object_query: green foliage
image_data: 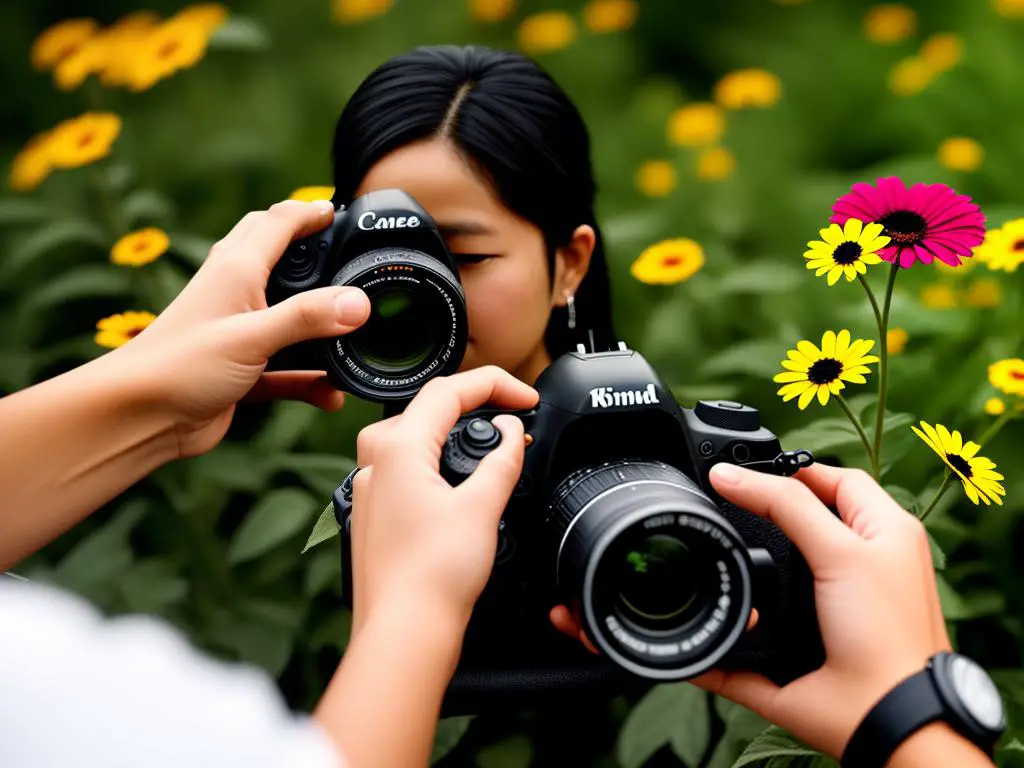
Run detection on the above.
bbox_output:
[4,0,1024,766]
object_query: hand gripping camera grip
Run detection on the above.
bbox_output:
[440,418,502,486]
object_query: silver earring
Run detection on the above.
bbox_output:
[566,294,576,330]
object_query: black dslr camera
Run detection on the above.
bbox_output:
[266,189,467,402]
[333,344,825,711]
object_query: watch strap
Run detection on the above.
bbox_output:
[841,667,945,768]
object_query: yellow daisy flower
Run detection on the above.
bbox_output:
[169,3,230,33]
[921,33,963,73]
[517,11,576,54]
[667,103,725,147]
[630,239,705,285]
[469,0,516,22]
[920,283,958,309]
[911,421,1005,506]
[111,228,171,267]
[803,218,889,285]
[125,17,213,92]
[97,12,162,88]
[988,358,1024,397]
[333,0,394,24]
[47,113,122,169]
[713,69,782,109]
[289,186,336,202]
[696,147,736,181]
[95,311,157,349]
[8,132,55,192]
[938,137,983,173]
[774,330,879,410]
[973,219,1024,273]
[994,0,1024,18]
[31,18,98,71]
[864,4,917,44]
[984,398,1006,416]
[635,160,677,198]
[887,327,909,355]
[963,278,1001,308]
[889,57,935,96]
[583,0,639,33]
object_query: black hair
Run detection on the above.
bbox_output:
[330,44,616,359]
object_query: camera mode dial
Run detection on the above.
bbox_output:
[694,400,760,432]
[441,418,501,486]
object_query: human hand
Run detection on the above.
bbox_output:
[110,199,371,459]
[551,463,950,761]
[348,366,539,637]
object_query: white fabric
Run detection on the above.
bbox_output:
[0,578,339,768]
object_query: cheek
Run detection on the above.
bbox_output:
[462,257,552,361]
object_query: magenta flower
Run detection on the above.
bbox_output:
[830,176,985,268]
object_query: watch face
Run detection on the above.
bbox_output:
[949,654,1006,732]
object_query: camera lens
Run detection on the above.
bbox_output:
[348,285,439,373]
[550,460,753,681]
[325,246,468,401]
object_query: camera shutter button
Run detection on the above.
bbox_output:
[460,419,501,456]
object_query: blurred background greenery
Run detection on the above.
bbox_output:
[4,0,1024,765]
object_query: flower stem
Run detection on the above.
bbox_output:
[835,392,879,478]
[919,471,953,522]
[857,273,883,332]
[872,262,900,475]
[976,408,1017,448]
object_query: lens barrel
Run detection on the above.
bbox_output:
[550,460,753,680]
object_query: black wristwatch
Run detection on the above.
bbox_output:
[841,651,1006,767]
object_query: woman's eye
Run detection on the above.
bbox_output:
[454,253,494,265]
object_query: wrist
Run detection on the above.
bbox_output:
[887,722,993,768]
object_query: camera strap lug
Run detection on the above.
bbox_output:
[737,449,816,477]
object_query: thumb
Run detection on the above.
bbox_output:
[241,286,370,360]
[454,415,526,523]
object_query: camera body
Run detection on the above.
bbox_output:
[266,189,468,402]
[336,345,824,697]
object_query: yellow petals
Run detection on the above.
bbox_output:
[583,0,639,33]
[31,18,99,72]
[963,277,1002,308]
[911,421,1005,506]
[290,186,336,202]
[635,160,677,198]
[47,112,122,169]
[696,147,736,181]
[984,398,1006,416]
[333,0,394,24]
[889,57,935,96]
[887,327,909,355]
[973,219,1024,273]
[774,330,878,410]
[111,228,171,267]
[170,3,229,33]
[95,311,157,349]
[938,137,984,173]
[994,0,1024,18]
[713,69,782,109]
[921,33,963,73]
[8,132,55,192]
[631,239,705,285]
[667,103,725,147]
[864,4,917,43]
[803,218,888,285]
[919,283,958,309]
[517,12,577,54]
[988,358,1024,397]
[125,17,212,92]
[469,0,516,22]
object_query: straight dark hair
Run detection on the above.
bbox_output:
[330,44,616,358]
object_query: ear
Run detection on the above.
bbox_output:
[551,225,595,306]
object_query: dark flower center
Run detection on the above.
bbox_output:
[945,453,972,478]
[879,210,927,246]
[807,358,842,385]
[1010,370,1024,381]
[1013,239,1024,252]
[125,328,143,339]
[77,132,96,149]
[661,256,682,267]
[134,241,149,252]
[159,40,182,60]
[832,241,863,265]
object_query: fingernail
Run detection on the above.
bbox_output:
[335,289,368,324]
[710,462,743,485]
[313,199,334,216]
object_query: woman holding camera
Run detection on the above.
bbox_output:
[0,46,1000,768]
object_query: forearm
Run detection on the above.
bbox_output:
[887,723,995,767]
[0,348,178,570]
[314,598,466,768]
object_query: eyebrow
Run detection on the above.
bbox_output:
[437,220,496,237]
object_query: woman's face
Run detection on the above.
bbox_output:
[355,138,592,384]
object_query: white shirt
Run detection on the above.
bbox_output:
[0,577,339,768]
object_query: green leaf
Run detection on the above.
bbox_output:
[779,418,860,455]
[1,219,108,279]
[937,573,1005,620]
[476,735,533,768]
[0,197,49,226]
[208,611,295,677]
[883,485,920,515]
[617,683,709,768]
[272,453,356,500]
[166,232,213,269]
[18,265,132,312]
[430,716,474,764]
[253,402,320,453]
[209,16,271,49]
[701,339,789,378]
[118,559,188,614]
[137,260,191,309]
[189,444,269,493]
[716,261,804,295]
[227,488,318,564]
[121,188,175,226]
[927,531,947,570]
[52,500,146,600]
[732,727,833,767]
[302,503,342,553]
[708,698,771,768]
[304,546,340,596]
